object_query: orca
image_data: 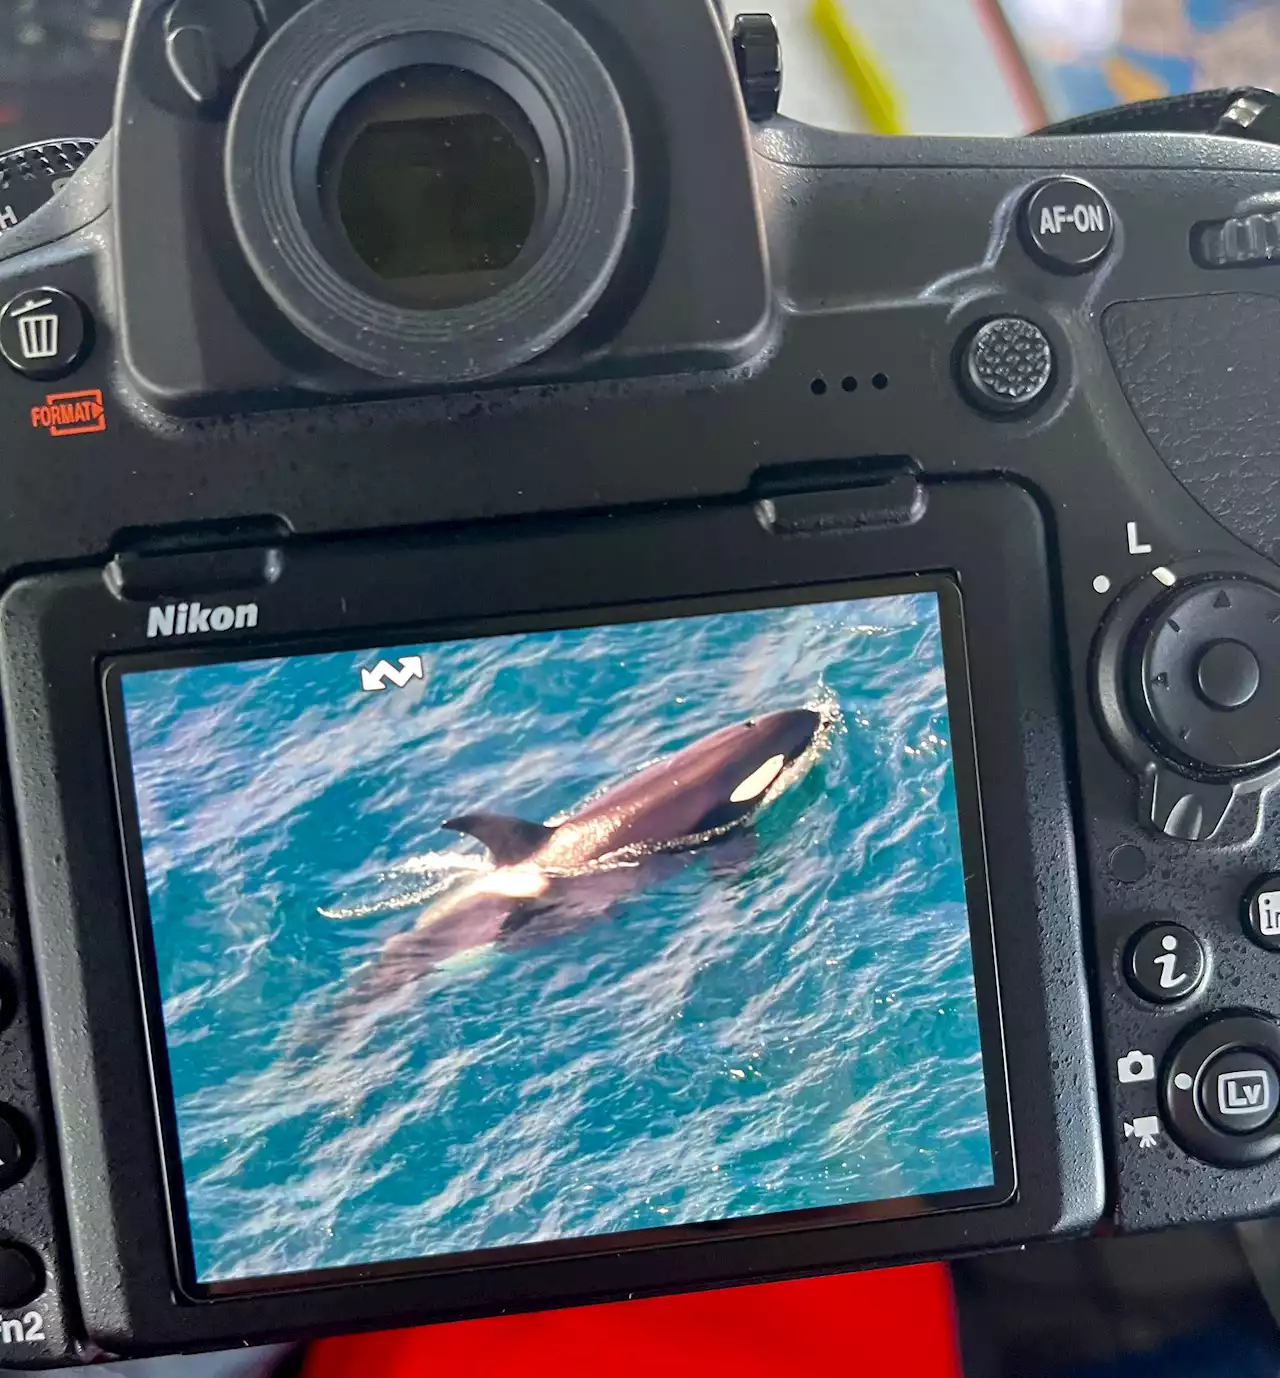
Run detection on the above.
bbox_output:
[363,708,824,992]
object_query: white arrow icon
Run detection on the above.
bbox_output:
[360,656,424,692]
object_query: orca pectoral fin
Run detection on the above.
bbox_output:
[443,813,558,864]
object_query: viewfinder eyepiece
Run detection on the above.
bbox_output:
[226,0,634,385]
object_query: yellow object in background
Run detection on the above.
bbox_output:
[810,0,906,135]
[1101,54,1168,107]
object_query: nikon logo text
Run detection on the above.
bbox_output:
[147,602,259,639]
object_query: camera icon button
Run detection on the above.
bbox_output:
[1117,1049,1157,1085]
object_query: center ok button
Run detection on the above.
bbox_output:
[1196,639,1261,710]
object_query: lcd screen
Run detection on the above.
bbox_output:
[107,581,1009,1290]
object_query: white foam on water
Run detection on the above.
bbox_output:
[390,851,492,879]
[318,850,493,919]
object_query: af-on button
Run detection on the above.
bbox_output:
[1021,178,1115,273]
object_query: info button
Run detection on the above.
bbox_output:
[1244,876,1280,952]
[1021,178,1115,273]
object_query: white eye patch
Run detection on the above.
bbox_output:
[729,754,786,804]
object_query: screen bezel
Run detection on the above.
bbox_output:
[0,481,1102,1350]
[103,574,1015,1300]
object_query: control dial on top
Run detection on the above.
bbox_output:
[0,141,96,239]
[1130,578,1280,776]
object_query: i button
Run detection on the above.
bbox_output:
[1022,178,1115,273]
[1126,922,1205,1004]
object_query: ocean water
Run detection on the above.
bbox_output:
[117,591,994,1285]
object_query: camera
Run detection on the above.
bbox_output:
[3,0,1280,1363]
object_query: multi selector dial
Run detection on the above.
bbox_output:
[1129,578,1280,777]
[1095,569,1280,841]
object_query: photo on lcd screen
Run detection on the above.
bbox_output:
[112,587,999,1286]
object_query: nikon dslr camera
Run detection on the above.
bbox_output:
[3,0,1280,1364]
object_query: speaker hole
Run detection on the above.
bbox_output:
[872,373,889,390]
[811,377,828,396]
[841,376,858,393]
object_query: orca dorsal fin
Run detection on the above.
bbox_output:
[443,814,558,865]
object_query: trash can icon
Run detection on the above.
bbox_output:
[16,308,59,361]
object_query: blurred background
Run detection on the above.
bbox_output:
[768,0,1280,135]
[7,0,1280,148]
[0,0,126,146]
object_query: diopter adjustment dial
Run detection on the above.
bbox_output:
[731,14,782,123]
[1129,577,1280,777]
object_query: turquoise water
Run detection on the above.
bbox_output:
[118,591,994,1284]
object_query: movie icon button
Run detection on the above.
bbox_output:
[1244,877,1280,952]
[1117,1050,1156,1085]
[1200,1049,1280,1136]
[1125,923,1205,1004]
[1123,1115,1161,1150]
[0,288,88,380]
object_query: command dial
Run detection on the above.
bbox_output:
[1131,578,1280,775]
[0,141,96,239]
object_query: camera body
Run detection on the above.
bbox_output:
[2,0,1280,1363]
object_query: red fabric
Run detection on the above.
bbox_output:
[302,1265,963,1378]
